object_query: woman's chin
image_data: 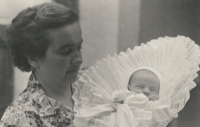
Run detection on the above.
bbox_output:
[65,73,79,84]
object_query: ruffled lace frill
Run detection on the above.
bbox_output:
[72,36,200,127]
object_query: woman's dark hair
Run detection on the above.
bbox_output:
[4,2,79,72]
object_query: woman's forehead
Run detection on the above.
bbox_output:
[46,23,82,50]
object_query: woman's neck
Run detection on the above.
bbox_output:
[33,71,74,109]
[44,85,74,110]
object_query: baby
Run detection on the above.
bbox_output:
[73,36,199,127]
[128,68,160,101]
[127,68,178,127]
[74,68,178,127]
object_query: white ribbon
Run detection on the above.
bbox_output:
[79,89,150,127]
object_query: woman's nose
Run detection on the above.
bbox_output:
[71,52,83,66]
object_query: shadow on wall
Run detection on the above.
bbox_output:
[0,25,14,118]
[138,0,200,126]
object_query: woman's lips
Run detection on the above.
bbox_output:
[67,68,79,73]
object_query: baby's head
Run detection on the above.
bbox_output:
[128,69,160,101]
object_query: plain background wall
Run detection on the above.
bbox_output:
[0,0,51,25]
[139,0,200,126]
[80,0,140,67]
[79,0,120,68]
[118,0,141,52]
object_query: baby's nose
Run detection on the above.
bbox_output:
[142,89,150,96]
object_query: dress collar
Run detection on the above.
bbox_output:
[20,74,74,122]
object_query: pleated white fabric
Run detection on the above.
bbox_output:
[73,36,200,127]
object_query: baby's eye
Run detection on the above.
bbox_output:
[132,89,142,94]
[151,90,158,93]
[134,86,143,90]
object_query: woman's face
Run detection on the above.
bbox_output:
[128,70,160,101]
[36,22,83,85]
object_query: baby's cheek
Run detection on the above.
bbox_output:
[150,94,159,101]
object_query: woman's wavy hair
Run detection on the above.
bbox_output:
[5,2,79,72]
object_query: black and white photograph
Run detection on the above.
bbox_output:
[0,0,199,127]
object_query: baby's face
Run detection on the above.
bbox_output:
[128,70,160,101]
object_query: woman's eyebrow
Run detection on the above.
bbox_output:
[56,40,83,51]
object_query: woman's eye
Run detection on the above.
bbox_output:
[59,49,71,56]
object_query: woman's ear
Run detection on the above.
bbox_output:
[26,55,40,68]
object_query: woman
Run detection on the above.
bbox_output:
[1,2,82,127]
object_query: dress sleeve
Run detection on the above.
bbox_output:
[0,105,29,127]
